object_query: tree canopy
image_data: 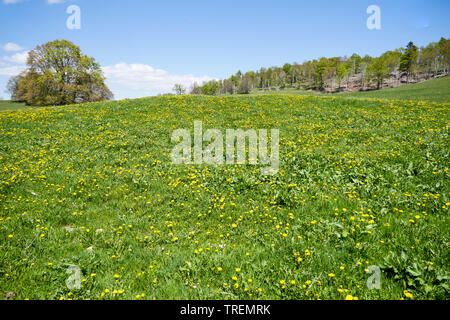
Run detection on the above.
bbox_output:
[8,39,113,106]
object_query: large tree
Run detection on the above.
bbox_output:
[314,58,328,90]
[173,84,186,95]
[8,39,112,106]
[367,57,389,89]
[336,64,348,89]
[438,37,450,74]
[399,41,419,83]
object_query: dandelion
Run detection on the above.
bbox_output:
[404,290,413,299]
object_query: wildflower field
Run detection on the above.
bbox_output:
[0,95,448,300]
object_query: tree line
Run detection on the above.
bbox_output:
[182,38,449,96]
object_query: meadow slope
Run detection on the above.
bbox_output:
[339,76,450,103]
[0,95,448,300]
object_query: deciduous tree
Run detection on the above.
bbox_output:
[400,41,419,83]
[368,57,388,89]
[8,39,112,106]
[173,84,186,95]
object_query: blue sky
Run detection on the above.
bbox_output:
[1,0,449,99]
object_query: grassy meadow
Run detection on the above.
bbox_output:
[0,100,29,112]
[0,94,449,300]
[339,76,450,103]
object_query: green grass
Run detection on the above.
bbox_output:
[0,100,30,112]
[250,88,320,96]
[339,76,450,103]
[0,95,448,300]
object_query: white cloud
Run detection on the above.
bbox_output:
[0,65,25,76]
[2,42,23,51]
[102,63,214,99]
[3,51,29,64]
[46,0,65,4]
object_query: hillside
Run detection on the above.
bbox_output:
[248,76,450,103]
[3,75,448,112]
[339,76,450,103]
[0,95,448,300]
